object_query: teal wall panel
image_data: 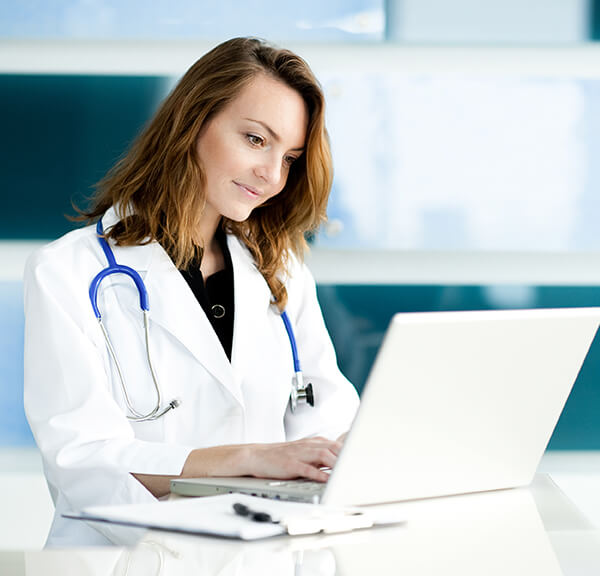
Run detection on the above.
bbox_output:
[3,280,600,448]
[317,285,600,450]
[0,75,168,239]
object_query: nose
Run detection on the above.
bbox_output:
[254,153,284,188]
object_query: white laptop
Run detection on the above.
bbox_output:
[171,307,600,506]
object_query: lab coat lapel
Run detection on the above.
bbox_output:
[145,247,242,404]
[101,212,241,406]
[228,235,273,377]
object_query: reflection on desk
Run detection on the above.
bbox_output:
[13,475,600,576]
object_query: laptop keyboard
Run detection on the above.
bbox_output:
[267,479,325,493]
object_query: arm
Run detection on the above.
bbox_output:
[24,247,195,542]
[134,436,343,498]
[25,241,345,523]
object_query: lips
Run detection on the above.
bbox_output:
[234,181,262,198]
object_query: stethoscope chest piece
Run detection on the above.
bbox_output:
[280,310,316,412]
[289,371,315,413]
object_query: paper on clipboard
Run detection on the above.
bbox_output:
[64,493,398,541]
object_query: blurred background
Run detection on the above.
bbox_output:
[2,5,600,540]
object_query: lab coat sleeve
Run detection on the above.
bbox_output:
[283,257,360,441]
[23,248,194,543]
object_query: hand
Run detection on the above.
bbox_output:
[140,437,344,499]
[243,437,343,483]
[336,431,349,443]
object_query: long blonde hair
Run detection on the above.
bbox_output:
[79,37,333,310]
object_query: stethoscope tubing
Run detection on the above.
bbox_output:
[280,309,301,373]
[89,221,149,317]
[90,220,171,421]
[90,218,311,420]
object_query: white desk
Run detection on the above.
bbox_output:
[1,470,599,575]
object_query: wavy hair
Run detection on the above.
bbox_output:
[78,37,332,310]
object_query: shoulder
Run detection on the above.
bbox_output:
[280,249,319,319]
[225,233,317,308]
[283,248,311,284]
[23,226,103,330]
[25,225,98,278]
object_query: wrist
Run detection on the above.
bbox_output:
[181,444,254,478]
[235,443,255,476]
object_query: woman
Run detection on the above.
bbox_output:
[24,37,359,546]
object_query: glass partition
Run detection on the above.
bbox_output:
[319,72,600,251]
[0,0,384,42]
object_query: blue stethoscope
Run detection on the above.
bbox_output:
[89,220,314,422]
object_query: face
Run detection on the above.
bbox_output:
[196,73,309,233]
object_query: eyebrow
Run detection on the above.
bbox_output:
[243,118,305,152]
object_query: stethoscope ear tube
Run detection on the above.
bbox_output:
[92,219,180,422]
[92,222,150,312]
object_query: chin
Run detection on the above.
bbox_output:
[223,206,254,223]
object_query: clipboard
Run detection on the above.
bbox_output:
[64,493,404,540]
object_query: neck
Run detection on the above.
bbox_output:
[195,209,225,277]
[195,206,222,249]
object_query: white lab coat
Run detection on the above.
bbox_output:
[24,207,359,547]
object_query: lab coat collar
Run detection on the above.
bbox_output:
[99,209,273,408]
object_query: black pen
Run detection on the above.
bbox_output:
[233,502,279,524]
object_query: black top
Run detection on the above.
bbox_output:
[179,228,234,361]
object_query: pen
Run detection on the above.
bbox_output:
[233,502,278,524]
[232,502,375,536]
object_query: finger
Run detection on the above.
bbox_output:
[295,462,330,483]
[300,437,344,456]
[301,446,337,470]
[314,439,343,457]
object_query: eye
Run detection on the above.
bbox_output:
[246,133,264,147]
[283,154,298,168]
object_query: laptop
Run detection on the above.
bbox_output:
[171,307,600,506]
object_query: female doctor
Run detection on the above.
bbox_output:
[23,37,359,546]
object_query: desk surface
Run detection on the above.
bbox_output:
[1,470,600,576]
